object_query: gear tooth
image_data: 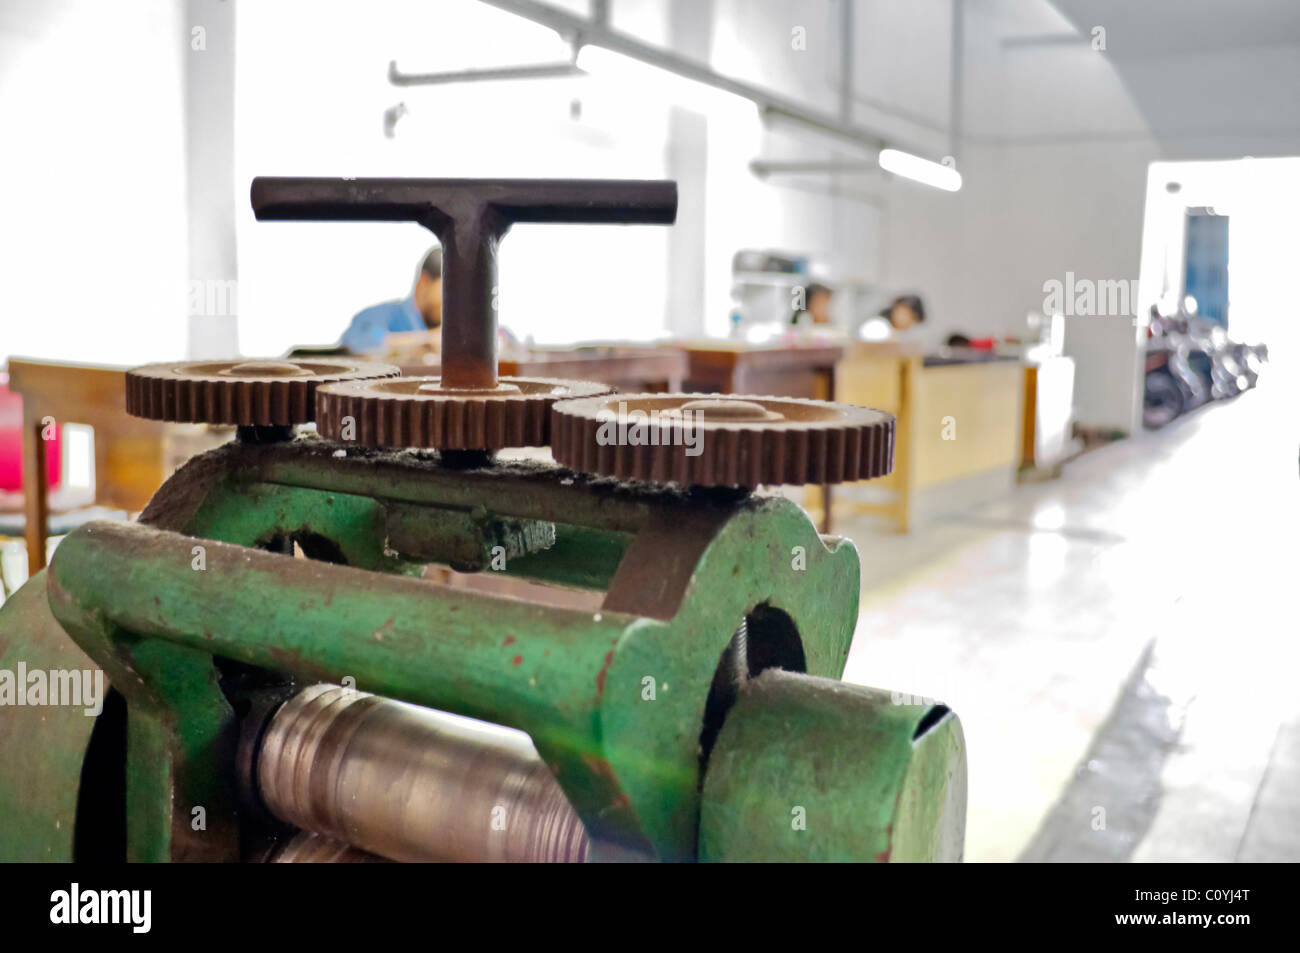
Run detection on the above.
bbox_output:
[828,425,846,481]
[586,417,602,474]
[720,429,737,486]
[793,428,810,484]
[808,427,827,483]
[226,380,242,425]
[578,415,589,469]
[675,423,693,485]
[740,428,759,486]
[565,415,580,471]
[411,397,426,447]
[693,436,709,485]
[522,398,539,446]
[316,393,330,437]
[845,425,862,481]
[388,397,402,446]
[494,399,510,447]
[292,379,308,422]
[768,428,785,487]
[548,407,564,462]
[442,399,458,448]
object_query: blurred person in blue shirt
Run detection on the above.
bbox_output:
[341,247,442,353]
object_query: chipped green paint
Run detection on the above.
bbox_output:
[0,572,99,860]
[699,670,967,862]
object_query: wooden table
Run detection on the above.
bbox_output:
[677,342,843,532]
[6,359,166,576]
[836,343,1023,532]
[399,345,688,393]
[500,345,686,392]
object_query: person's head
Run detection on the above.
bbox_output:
[883,294,925,331]
[413,247,443,329]
[803,282,833,324]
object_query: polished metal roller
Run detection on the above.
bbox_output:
[266,831,389,863]
[246,684,589,863]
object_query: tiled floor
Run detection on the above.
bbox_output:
[838,373,1300,863]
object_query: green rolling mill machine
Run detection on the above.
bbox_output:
[0,177,965,863]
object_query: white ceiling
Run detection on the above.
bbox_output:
[1049,0,1300,157]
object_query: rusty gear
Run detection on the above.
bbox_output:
[314,377,611,450]
[550,393,894,487]
[125,359,400,426]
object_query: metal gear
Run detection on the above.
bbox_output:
[550,393,895,487]
[125,359,400,426]
[314,376,611,450]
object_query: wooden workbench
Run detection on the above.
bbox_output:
[500,345,686,392]
[6,358,166,575]
[398,345,688,393]
[678,341,841,399]
[836,343,1023,532]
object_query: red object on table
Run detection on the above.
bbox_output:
[0,380,61,493]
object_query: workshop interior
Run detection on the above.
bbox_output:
[0,0,1296,869]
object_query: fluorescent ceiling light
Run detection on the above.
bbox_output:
[878,148,962,192]
[575,44,751,117]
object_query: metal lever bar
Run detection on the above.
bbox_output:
[250,177,678,388]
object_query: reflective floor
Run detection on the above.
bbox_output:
[840,372,1299,862]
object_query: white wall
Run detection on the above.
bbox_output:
[880,0,1162,430]
[0,0,188,366]
[884,0,1159,340]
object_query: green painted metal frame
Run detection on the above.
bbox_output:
[0,571,102,860]
[40,437,861,862]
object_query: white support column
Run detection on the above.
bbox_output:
[183,0,240,359]
[663,0,713,339]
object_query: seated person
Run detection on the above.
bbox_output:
[341,247,442,353]
[790,281,834,326]
[860,294,933,348]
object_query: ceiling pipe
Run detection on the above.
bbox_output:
[478,0,914,154]
[389,60,582,86]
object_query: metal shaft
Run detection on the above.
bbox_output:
[249,685,589,863]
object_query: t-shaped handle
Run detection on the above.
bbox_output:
[251,177,678,389]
